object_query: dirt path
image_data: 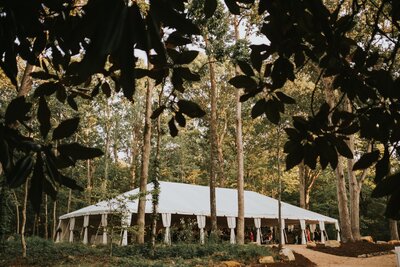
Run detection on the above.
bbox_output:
[285,245,397,267]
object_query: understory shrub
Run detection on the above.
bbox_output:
[1,236,273,266]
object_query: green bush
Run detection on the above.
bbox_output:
[1,236,273,266]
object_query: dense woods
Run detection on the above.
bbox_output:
[0,0,399,258]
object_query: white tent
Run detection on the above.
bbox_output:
[57,181,340,245]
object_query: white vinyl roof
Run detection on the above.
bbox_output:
[59,181,337,223]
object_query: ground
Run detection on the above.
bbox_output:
[310,241,396,257]
[286,244,397,267]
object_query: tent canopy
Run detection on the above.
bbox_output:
[60,181,337,224]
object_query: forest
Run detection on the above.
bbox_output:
[0,0,400,265]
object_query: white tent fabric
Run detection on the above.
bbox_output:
[319,221,326,243]
[196,215,206,244]
[59,182,339,225]
[101,214,108,245]
[300,219,306,244]
[335,221,341,242]
[121,212,132,246]
[280,218,286,245]
[162,213,172,245]
[254,218,261,245]
[55,220,62,243]
[227,217,236,244]
[69,217,75,243]
[83,215,89,244]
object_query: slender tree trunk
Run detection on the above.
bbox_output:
[335,160,354,242]
[344,97,366,241]
[18,62,35,257]
[21,180,28,257]
[113,120,119,163]
[346,147,361,240]
[44,195,48,239]
[136,66,154,244]
[12,190,20,234]
[389,219,399,240]
[233,15,245,245]
[52,201,57,240]
[18,63,34,97]
[67,189,72,214]
[33,215,37,236]
[130,129,139,189]
[102,102,111,192]
[299,163,318,210]
[86,160,92,203]
[216,136,226,186]
[235,87,245,244]
[204,34,218,235]
[324,81,353,242]
[299,162,306,209]
[151,92,162,250]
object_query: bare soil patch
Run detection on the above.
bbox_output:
[267,252,317,267]
[310,241,395,257]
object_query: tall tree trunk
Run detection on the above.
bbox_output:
[389,219,399,240]
[12,190,20,234]
[344,97,369,241]
[151,92,162,251]
[44,195,48,239]
[86,159,92,203]
[18,62,35,256]
[204,34,218,235]
[136,66,154,244]
[67,189,72,213]
[33,215,37,236]
[216,133,226,186]
[346,135,361,240]
[52,201,57,240]
[299,162,306,209]
[233,15,245,245]
[299,162,319,210]
[21,180,28,257]
[335,160,354,242]
[203,33,219,234]
[324,83,353,242]
[130,131,139,189]
[18,63,34,97]
[102,101,111,192]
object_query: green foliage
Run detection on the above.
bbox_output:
[0,237,272,266]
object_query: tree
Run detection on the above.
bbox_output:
[136,64,155,244]
[1,1,400,244]
[188,0,232,235]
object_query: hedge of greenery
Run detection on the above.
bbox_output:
[0,236,273,266]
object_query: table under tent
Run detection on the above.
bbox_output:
[57,181,340,246]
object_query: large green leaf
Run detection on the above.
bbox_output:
[251,99,266,119]
[168,117,178,137]
[229,75,257,90]
[352,150,380,171]
[52,117,80,141]
[38,97,51,139]
[29,153,44,214]
[58,143,104,160]
[6,154,34,188]
[178,100,206,118]
[5,97,32,125]
[372,172,400,198]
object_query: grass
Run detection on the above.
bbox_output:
[0,236,274,266]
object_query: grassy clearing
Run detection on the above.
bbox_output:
[0,236,274,266]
